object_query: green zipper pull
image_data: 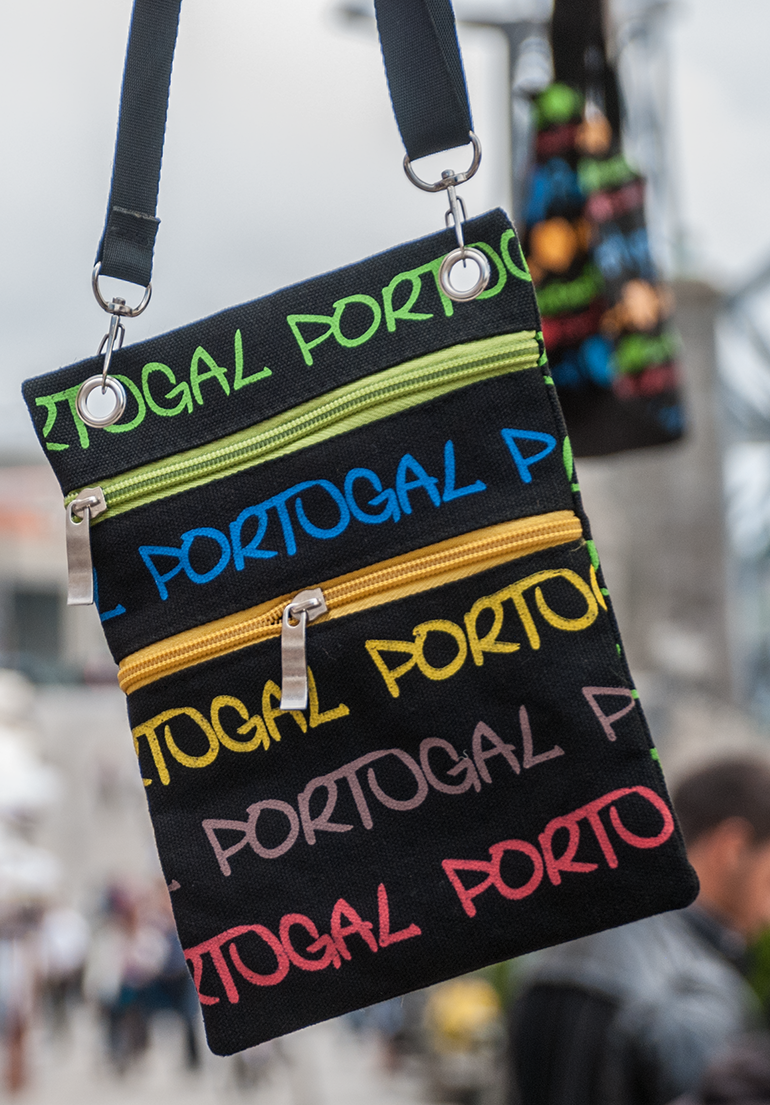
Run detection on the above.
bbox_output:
[280,588,327,710]
[65,487,107,605]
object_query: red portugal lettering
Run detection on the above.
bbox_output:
[184,881,421,1005]
[443,785,675,917]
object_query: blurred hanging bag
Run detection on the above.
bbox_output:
[22,0,696,1056]
[524,0,686,455]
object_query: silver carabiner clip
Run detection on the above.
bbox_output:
[76,311,128,429]
[76,265,152,428]
[97,309,126,383]
[438,170,491,303]
[403,132,490,303]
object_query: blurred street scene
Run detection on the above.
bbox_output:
[0,659,511,1104]
[0,672,505,1105]
[0,272,765,1103]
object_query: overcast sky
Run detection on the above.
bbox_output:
[1,0,769,459]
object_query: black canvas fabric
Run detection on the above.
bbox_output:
[128,541,696,1055]
[22,206,698,1055]
[521,0,686,456]
[22,0,697,1060]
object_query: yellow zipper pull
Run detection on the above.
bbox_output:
[65,487,107,605]
[280,588,328,710]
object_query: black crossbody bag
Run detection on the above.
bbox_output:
[22,0,697,1056]
[526,0,685,455]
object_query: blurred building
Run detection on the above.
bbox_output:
[579,281,769,774]
[0,466,114,684]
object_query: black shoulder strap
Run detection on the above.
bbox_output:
[550,0,621,135]
[96,0,473,288]
[373,0,472,162]
[96,0,182,288]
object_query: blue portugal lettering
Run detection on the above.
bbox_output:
[138,430,555,601]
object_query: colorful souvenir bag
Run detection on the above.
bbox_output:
[23,0,697,1055]
[524,0,685,455]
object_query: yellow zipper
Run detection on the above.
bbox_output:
[118,510,583,696]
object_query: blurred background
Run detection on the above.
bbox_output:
[0,0,769,1100]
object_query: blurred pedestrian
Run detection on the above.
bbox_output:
[672,1034,770,1104]
[508,758,770,1105]
[135,882,200,1069]
[38,904,89,1036]
[0,907,41,1094]
[84,883,166,1073]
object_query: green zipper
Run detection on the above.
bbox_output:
[66,331,539,522]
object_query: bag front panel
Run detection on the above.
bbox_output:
[127,541,697,1055]
[19,0,694,1058]
[94,370,573,659]
[23,199,697,1059]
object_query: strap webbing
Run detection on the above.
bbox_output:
[373,0,472,162]
[96,0,472,288]
[96,0,182,286]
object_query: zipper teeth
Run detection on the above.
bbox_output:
[68,334,537,514]
[109,348,523,504]
[118,513,582,692]
[322,521,567,603]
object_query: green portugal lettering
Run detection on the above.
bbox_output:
[34,226,531,449]
[287,226,532,367]
[288,294,384,368]
[35,329,272,451]
[36,385,91,451]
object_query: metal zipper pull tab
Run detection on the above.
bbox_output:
[65,487,107,605]
[280,588,327,710]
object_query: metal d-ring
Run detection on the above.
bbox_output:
[76,375,127,428]
[439,246,491,303]
[403,131,482,193]
[91,263,152,317]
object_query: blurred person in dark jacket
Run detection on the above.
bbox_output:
[673,1034,770,1104]
[509,758,770,1105]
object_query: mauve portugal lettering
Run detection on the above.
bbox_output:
[443,785,674,918]
[201,708,563,876]
[184,882,420,1006]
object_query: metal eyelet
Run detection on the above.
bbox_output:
[438,247,491,302]
[75,375,127,428]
